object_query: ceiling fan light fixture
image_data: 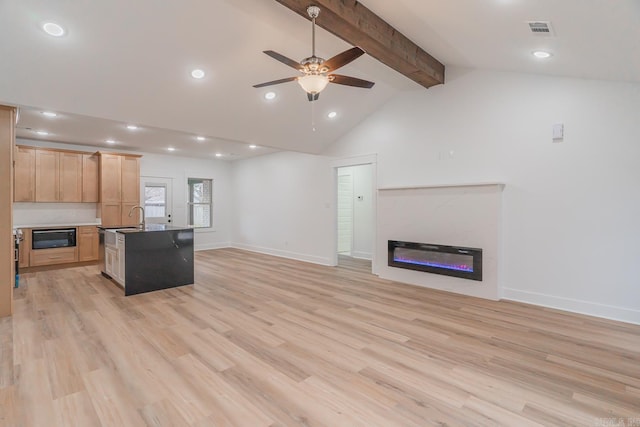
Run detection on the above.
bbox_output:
[297,74,329,94]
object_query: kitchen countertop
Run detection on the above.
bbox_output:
[100,224,193,233]
[13,222,101,228]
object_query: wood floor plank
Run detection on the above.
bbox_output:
[2,249,639,426]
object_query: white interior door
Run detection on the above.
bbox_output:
[140,177,173,224]
[337,173,354,254]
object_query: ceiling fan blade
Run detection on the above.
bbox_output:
[329,74,375,89]
[263,50,303,71]
[323,47,365,72]
[253,76,298,88]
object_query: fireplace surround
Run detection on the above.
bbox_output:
[388,240,483,281]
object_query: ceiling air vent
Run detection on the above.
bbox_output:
[527,21,555,36]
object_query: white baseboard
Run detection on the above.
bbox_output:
[231,243,333,266]
[502,288,640,325]
[194,242,231,251]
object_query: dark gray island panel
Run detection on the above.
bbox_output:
[123,227,194,296]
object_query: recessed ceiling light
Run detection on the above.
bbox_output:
[196,136,206,141]
[126,124,138,130]
[167,147,176,152]
[191,69,205,79]
[215,153,222,157]
[105,139,116,144]
[249,144,257,149]
[264,92,276,100]
[41,111,57,117]
[42,22,65,37]
[532,50,552,59]
[327,111,338,119]
[36,130,49,136]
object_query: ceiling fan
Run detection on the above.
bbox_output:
[253,5,375,102]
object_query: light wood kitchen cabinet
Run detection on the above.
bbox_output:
[99,202,122,227]
[78,226,99,261]
[1,105,16,318]
[82,154,99,202]
[14,145,102,204]
[121,202,141,226]
[121,155,140,203]
[30,246,78,267]
[18,228,31,268]
[99,202,140,227]
[59,152,83,202]
[14,146,36,202]
[35,149,82,202]
[35,149,58,202]
[98,152,142,226]
[99,153,122,203]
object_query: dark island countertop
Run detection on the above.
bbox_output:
[97,224,192,233]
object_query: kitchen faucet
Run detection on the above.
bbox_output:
[128,205,145,229]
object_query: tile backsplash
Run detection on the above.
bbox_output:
[13,203,99,226]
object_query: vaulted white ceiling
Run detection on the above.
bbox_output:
[1,0,638,159]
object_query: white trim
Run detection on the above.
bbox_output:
[503,288,640,325]
[330,154,377,169]
[194,241,230,251]
[330,156,378,274]
[379,182,505,191]
[231,243,333,266]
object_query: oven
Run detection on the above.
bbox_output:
[32,228,77,250]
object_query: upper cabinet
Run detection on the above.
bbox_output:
[120,155,140,203]
[82,153,99,202]
[99,153,122,203]
[98,152,142,226]
[14,146,102,204]
[14,146,35,202]
[34,149,82,202]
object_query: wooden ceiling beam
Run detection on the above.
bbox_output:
[274,0,445,88]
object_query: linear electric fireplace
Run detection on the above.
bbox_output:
[388,240,483,281]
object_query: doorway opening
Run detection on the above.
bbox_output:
[335,163,375,272]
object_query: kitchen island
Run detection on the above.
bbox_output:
[101,224,194,296]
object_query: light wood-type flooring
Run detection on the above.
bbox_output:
[1,249,639,426]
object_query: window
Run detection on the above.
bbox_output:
[144,184,167,219]
[187,178,212,228]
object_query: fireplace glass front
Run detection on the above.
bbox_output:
[388,240,482,281]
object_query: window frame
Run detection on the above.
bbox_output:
[187,177,214,230]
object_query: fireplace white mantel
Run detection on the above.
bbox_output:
[379,182,505,191]
[376,182,505,300]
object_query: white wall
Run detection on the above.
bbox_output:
[337,165,374,259]
[325,67,640,324]
[378,184,503,300]
[231,151,335,265]
[139,153,232,250]
[13,138,233,250]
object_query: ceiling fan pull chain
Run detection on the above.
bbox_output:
[311,98,317,132]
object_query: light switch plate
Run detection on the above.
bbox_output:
[552,123,564,141]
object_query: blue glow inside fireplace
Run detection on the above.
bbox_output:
[388,240,483,281]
